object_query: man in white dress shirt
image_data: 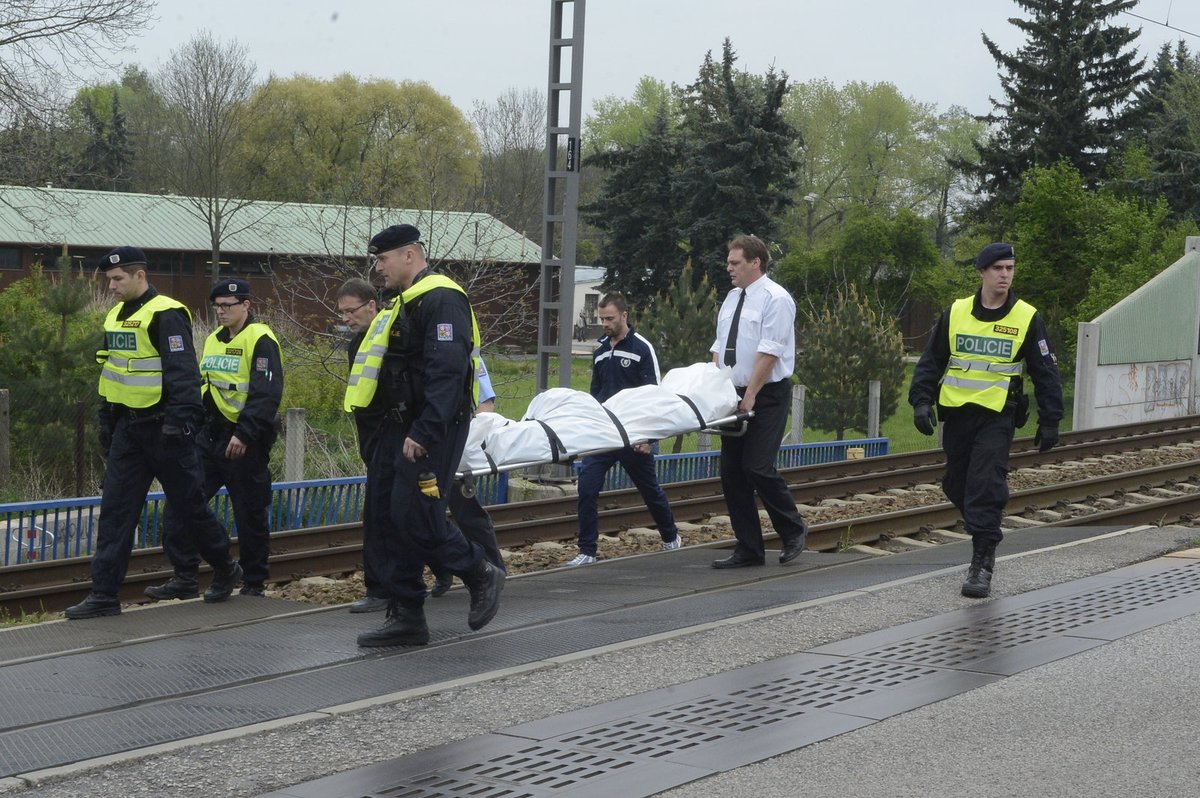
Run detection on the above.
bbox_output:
[709,234,808,568]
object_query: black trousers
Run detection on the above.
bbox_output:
[941,408,1015,545]
[719,379,807,559]
[91,415,232,596]
[162,424,276,585]
[363,415,482,605]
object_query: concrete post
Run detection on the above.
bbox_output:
[0,389,9,489]
[1073,322,1101,431]
[284,407,306,482]
[867,380,881,439]
[789,384,806,443]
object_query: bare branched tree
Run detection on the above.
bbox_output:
[0,0,155,122]
[471,88,546,243]
[154,31,277,280]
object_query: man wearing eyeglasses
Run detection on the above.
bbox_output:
[67,247,243,618]
[146,278,284,601]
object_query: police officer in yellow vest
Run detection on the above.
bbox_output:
[66,247,243,619]
[147,278,284,601]
[908,243,1063,598]
[347,224,504,647]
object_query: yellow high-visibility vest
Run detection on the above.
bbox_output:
[98,295,191,408]
[938,296,1036,412]
[200,322,281,423]
[343,274,481,412]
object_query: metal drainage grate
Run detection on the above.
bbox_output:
[258,557,1200,798]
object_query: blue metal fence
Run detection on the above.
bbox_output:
[0,439,884,565]
[582,437,890,492]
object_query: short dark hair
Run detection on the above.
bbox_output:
[728,234,770,272]
[336,278,377,304]
[598,292,628,314]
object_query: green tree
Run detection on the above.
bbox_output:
[583,108,686,299]
[777,206,941,321]
[585,76,678,154]
[0,266,104,499]
[972,0,1147,210]
[676,39,798,287]
[242,73,480,210]
[633,261,717,452]
[795,285,905,440]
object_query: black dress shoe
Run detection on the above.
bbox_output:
[239,584,265,597]
[65,593,121,619]
[779,530,808,564]
[711,552,766,569]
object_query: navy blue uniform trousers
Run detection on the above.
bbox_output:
[940,408,1015,545]
[161,423,276,585]
[91,415,232,597]
[719,379,807,560]
[577,447,677,556]
[364,415,483,605]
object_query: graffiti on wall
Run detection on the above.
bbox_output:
[1095,360,1193,426]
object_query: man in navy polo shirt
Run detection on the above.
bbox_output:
[569,292,680,566]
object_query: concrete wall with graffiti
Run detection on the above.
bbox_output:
[1082,360,1195,427]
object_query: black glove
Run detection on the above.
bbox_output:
[99,426,113,457]
[913,403,936,436]
[1034,423,1059,453]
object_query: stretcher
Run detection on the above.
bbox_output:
[456,362,751,482]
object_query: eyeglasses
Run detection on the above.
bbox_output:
[337,300,371,318]
[212,299,245,310]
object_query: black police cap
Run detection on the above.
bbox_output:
[975,242,1015,269]
[101,246,147,269]
[209,278,252,301]
[368,224,422,254]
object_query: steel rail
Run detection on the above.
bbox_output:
[4,417,1200,616]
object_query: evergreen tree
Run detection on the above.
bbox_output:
[972,0,1147,210]
[106,93,133,191]
[676,39,799,289]
[795,285,905,440]
[583,108,687,300]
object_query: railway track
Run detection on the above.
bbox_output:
[5,416,1200,616]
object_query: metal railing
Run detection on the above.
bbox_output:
[1,439,885,565]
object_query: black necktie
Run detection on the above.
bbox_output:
[723,289,745,367]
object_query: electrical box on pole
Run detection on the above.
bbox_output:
[537,0,585,392]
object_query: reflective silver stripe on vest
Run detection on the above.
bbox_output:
[940,374,1011,392]
[212,387,247,412]
[106,355,164,371]
[347,363,381,387]
[210,380,250,392]
[100,368,164,388]
[947,357,1024,375]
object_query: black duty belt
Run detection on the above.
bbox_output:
[119,406,165,422]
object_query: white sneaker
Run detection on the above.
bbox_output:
[566,553,597,567]
[661,533,682,551]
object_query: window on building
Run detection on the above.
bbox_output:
[0,247,22,269]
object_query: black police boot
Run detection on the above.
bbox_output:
[460,559,504,631]
[144,573,200,601]
[961,540,997,599]
[203,561,243,603]
[356,601,430,647]
[65,592,121,619]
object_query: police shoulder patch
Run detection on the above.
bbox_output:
[255,357,268,371]
[168,335,185,353]
[436,323,454,341]
[1038,339,1050,356]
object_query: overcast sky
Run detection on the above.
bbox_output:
[122,0,1198,120]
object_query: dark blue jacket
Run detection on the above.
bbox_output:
[590,326,661,403]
